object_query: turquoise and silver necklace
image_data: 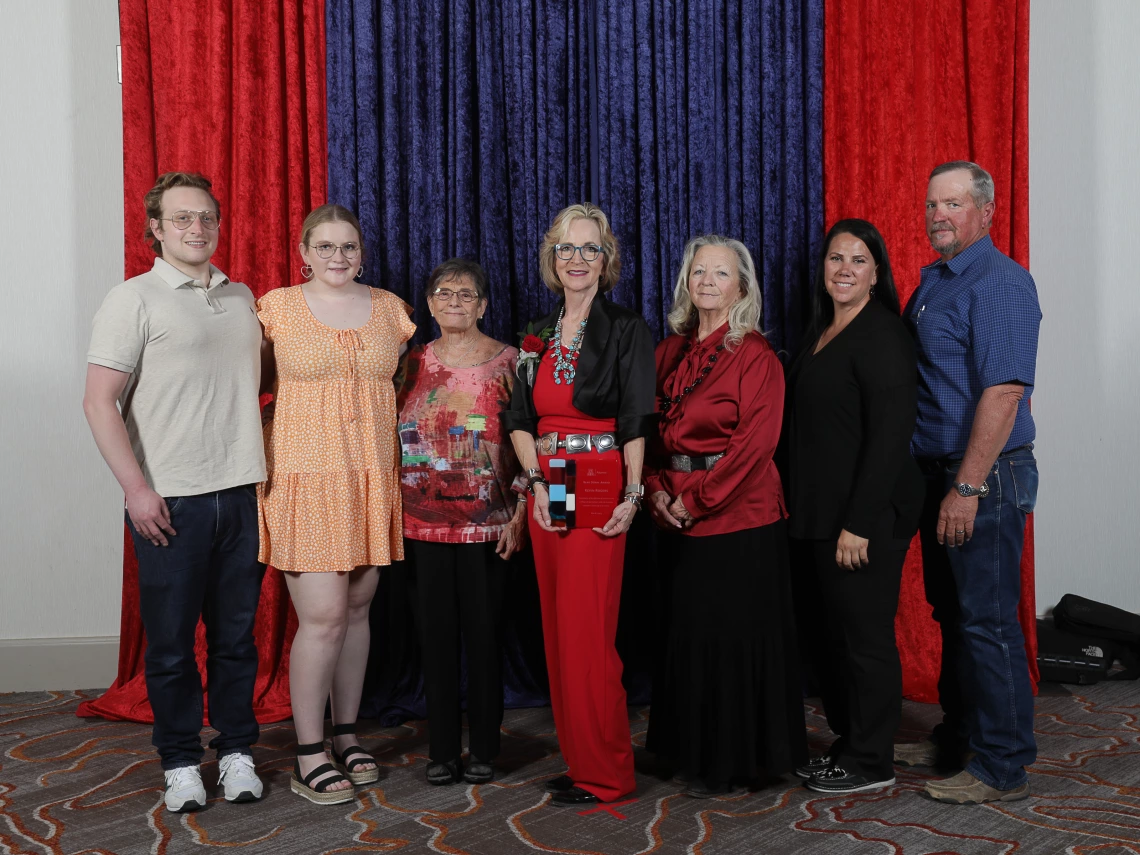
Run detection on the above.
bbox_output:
[550,306,588,384]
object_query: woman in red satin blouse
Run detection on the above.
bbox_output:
[645,234,807,797]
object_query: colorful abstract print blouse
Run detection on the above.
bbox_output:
[395,342,521,543]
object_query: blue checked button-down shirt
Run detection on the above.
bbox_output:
[905,235,1042,459]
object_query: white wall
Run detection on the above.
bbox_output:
[0,1,124,663]
[1029,1,1140,612]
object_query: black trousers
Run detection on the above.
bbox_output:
[793,523,909,780]
[409,539,507,763]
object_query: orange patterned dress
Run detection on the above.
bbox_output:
[256,285,416,572]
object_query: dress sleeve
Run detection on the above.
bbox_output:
[255,291,276,342]
[684,341,784,519]
[615,316,658,444]
[385,291,417,343]
[842,323,918,538]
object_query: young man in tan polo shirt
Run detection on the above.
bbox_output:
[83,172,267,812]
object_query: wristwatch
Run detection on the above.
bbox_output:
[954,481,990,499]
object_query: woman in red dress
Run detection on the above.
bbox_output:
[504,203,656,806]
[644,234,807,797]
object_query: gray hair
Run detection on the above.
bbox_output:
[666,235,763,351]
[930,161,995,206]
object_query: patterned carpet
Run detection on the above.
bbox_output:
[4,682,1140,854]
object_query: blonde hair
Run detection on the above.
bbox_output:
[143,172,221,255]
[667,235,763,351]
[538,203,621,295]
[299,204,366,261]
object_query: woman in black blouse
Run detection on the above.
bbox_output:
[786,218,923,795]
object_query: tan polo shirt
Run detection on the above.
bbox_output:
[87,257,267,496]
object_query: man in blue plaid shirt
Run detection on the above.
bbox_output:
[894,162,1042,805]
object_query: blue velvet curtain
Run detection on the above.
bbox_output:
[595,0,824,355]
[327,0,591,344]
[325,0,823,723]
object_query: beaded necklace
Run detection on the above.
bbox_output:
[550,306,588,384]
[660,340,726,418]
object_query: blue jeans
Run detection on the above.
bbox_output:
[128,484,265,770]
[918,446,1039,790]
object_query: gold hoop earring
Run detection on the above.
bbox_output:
[355,264,365,280]
[301,264,313,279]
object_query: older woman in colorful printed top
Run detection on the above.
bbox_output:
[395,258,527,786]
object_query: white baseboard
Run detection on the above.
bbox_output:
[0,636,119,693]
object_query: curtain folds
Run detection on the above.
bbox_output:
[78,0,327,724]
[595,0,825,353]
[822,0,1036,701]
[327,0,591,345]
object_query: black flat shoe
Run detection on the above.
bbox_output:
[426,758,463,785]
[544,774,575,793]
[683,779,738,799]
[463,758,494,784]
[550,785,602,806]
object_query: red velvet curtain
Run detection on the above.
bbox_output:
[822,0,1036,701]
[77,0,327,723]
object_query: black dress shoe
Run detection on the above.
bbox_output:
[463,759,494,784]
[550,785,602,805]
[544,774,575,793]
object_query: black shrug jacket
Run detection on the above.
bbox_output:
[502,294,657,445]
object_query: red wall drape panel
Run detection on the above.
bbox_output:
[822,0,1036,701]
[77,0,327,723]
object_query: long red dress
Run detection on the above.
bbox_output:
[527,349,636,803]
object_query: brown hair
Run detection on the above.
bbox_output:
[424,258,489,303]
[538,203,621,296]
[299,204,366,261]
[143,172,222,255]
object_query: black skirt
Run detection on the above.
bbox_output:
[647,519,808,784]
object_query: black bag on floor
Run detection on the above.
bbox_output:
[1054,593,1140,647]
[1035,619,1140,684]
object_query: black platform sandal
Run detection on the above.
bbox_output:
[329,723,380,785]
[291,741,355,804]
[426,758,463,785]
[464,757,494,784]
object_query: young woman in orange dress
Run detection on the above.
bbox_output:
[257,204,415,804]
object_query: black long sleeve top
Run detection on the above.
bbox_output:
[501,294,657,445]
[786,300,923,541]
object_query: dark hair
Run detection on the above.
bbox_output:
[806,219,900,344]
[143,172,221,255]
[424,258,489,303]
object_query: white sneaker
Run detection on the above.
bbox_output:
[164,765,206,812]
[218,752,263,803]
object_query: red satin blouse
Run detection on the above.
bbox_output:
[644,323,787,536]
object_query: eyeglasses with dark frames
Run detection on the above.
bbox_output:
[554,243,603,262]
[307,242,362,260]
[162,210,221,230]
[431,287,481,303]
